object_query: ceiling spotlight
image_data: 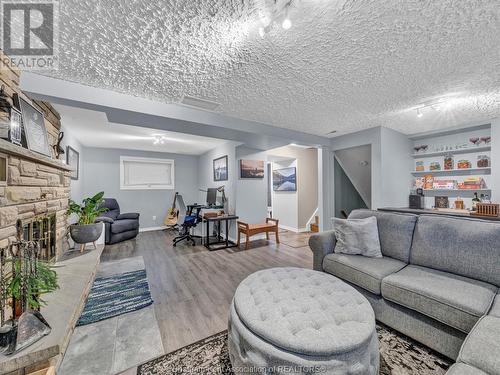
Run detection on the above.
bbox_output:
[282,18,292,30]
[258,27,265,38]
[416,108,423,118]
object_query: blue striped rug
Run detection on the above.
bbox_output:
[77,269,153,326]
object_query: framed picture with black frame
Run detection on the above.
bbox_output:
[18,97,51,156]
[213,155,228,181]
[67,146,79,180]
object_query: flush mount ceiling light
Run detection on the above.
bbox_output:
[414,99,448,118]
[258,0,294,38]
[153,135,166,145]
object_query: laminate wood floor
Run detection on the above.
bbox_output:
[102,229,312,360]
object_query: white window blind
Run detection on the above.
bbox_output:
[120,156,174,190]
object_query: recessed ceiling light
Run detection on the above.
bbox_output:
[282,18,292,30]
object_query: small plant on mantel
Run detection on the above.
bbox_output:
[67,192,107,252]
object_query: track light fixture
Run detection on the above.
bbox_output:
[416,108,423,118]
[258,0,294,37]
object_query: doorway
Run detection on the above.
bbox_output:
[334,145,371,218]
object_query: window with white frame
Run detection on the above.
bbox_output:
[120,156,174,190]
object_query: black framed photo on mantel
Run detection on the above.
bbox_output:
[67,146,79,180]
[18,97,51,156]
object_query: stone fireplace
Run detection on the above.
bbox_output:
[0,144,71,260]
[0,51,71,261]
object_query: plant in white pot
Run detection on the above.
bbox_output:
[68,192,107,252]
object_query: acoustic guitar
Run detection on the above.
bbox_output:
[164,192,179,226]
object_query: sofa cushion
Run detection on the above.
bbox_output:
[382,265,496,333]
[446,363,489,375]
[410,215,500,287]
[348,209,417,263]
[489,293,500,318]
[458,316,500,375]
[110,219,140,234]
[323,253,406,295]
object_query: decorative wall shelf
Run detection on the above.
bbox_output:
[412,145,491,158]
[411,167,491,176]
[422,189,491,196]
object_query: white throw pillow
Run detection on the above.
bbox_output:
[331,216,382,258]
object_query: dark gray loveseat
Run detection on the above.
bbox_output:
[309,209,500,374]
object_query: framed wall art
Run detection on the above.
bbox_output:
[213,155,228,181]
[67,146,79,180]
[239,159,264,179]
[19,97,50,156]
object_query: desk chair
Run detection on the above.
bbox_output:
[173,195,202,247]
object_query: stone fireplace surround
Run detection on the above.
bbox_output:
[0,51,71,261]
[0,140,71,260]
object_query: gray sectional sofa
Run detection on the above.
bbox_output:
[309,209,500,374]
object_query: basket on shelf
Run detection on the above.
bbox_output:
[473,203,499,217]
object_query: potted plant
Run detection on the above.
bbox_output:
[68,191,107,251]
[7,258,58,317]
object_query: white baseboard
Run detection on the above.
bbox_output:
[279,224,309,233]
[140,226,167,232]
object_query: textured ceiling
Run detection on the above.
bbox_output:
[54,104,226,155]
[42,0,500,136]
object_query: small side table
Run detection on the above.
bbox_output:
[204,215,239,251]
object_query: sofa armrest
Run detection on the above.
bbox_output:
[96,216,114,224]
[117,213,140,220]
[309,230,336,271]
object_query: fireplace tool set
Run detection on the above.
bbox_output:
[0,220,52,355]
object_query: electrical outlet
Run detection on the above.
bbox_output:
[152,215,157,221]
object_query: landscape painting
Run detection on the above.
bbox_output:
[213,155,228,181]
[240,160,265,179]
[273,167,297,191]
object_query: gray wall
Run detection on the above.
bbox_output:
[331,126,412,211]
[331,127,382,209]
[235,146,269,225]
[59,123,85,203]
[334,157,367,218]
[80,147,199,229]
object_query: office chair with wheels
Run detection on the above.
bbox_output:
[173,194,202,247]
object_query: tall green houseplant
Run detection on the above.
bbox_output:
[68,192,108,252]
[68,191,107,224]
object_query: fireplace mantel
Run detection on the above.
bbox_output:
[0,139,72,172]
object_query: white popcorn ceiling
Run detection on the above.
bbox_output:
[43,0,500,137]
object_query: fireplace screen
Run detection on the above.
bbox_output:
[21,215,56,262]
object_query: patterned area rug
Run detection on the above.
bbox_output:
[77,270,153,326]
[138,324,451,375]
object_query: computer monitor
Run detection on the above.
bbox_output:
[207,188,218,206]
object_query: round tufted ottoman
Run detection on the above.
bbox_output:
[228,267,379,374]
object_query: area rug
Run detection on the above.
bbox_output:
[278,230,312,248]
[77,269,153,326]
[137,324,451,375]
